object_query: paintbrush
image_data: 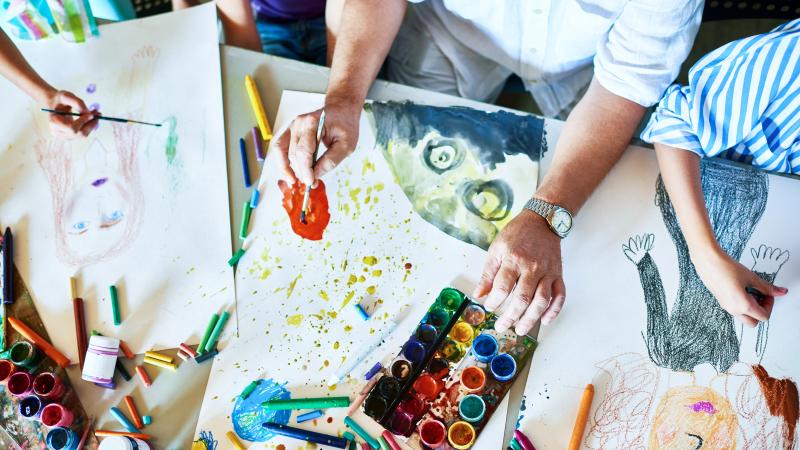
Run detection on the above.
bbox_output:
[300,111,326,224]
[41,108,162,127]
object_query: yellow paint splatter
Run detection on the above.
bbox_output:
[260,268,272,280]
[375,183,384,191]
[347,274,358,287]
[362,158,375,175]
[286,314,304,326]
[344,325,353,332]
[323,360,330,367]
[327,310,338,319]
[366,286,376,295]
[363,256,378,266]
[319,290,329,301]
[358,275,366,282]
[372,270,382,277]
[340,291,355,310]
[286,274,302,299]
[333,341,340,350]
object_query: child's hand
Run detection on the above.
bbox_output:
[693,248,788,327]
[45,90,98,138]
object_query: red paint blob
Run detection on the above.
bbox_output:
[326,416,333,424]
[404,263,413,270]
[279,180,331,241]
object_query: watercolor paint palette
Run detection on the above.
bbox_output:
[362,287,537,449]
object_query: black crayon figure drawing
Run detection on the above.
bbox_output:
[368,102,545,250]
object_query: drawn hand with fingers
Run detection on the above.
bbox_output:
[622,234,654,265]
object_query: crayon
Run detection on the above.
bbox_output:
[245,75,273,141]
[115,361,132,381]
[240,379,261,399]
[365,362,382,380]
[240,202,252,240]
[262,422,347,449]
[8,317,70,368]
[119,340,135,360]
[73,297,87,369]
[143,415,152,426]
[109,406,139,432]
[94,430,152,440]
[204,310,230,353]
[250,189,260,208]
[144,351,173,363]
[567,384,595,450]
[346,375,380,416]
[344,416,380,450]
[135,366,152,387]
[227,430,246,450]
[197,313,219,355]
[42,109,161,127]
[179,343,197,358]
[262,396,350,410]
[240,138,252,188]
[296,410,324,423]
[381,431,402,450]
[509,437,523,450]
[514,429,537,450]
[252,126,265,161]
[228,248,246,267]
[124,395,144,429]
[143,356,177,371]
[195,349,218,363]
[354,303,370,321]
[110,285,121,325]
[177,350,190,361]
[2,227,12,304]
[378,436,391,450]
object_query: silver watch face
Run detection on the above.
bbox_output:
[549,207,573,237]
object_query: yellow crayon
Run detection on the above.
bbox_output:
[226,431,246,450]
[144,351,173,363]
[143,356,177,371]
[245,75,273,141]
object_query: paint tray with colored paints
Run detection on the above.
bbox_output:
[362,287,537,449]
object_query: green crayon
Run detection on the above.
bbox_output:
[262,396,350,411]
[197,313,219,356]
[204,310,230,353]
[110,285,121,325]
[239,202,251,241]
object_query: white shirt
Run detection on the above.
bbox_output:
[409,0,703,117]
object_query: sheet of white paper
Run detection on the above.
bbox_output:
[194,91,553,448]
[0,4,234,361]
[519,147,800,449]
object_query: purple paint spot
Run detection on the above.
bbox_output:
[89,103,100,112]
[86,84,96,94]
[688,401,718,414]
[91,178,108,187]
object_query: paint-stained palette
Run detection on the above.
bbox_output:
[363,287,536,449]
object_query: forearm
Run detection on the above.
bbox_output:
[0,29,55,104]
[216,0,262,52]
[654,144,719,258]
[325,0,406,108]
[535,78,645,214]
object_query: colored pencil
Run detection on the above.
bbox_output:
[8,317,70,368]
[109,406,139,432]
[143,356,177,371]
[41,108,162,127]
[95,430,152,440]
[262,396,350,410]
[109,285,121,325]
[204,310,230,353]
[197,313,219,355]
[347,375,380,416]
[344,416,380,450]
[239,202,251,240]
[263,422,348,449]
[124,395,144,429]
[77,416,93,449]
[135,365,152,387]
[245,75,273,141]
[227,430,246,450]
[119,340,135,360]
[239,137,251,188]
[252,126,265,161]
[514,429,537,450]
[144,351,173,363]
[299,111,325,224]
[2,227,12,304]
[73,297,87,369]
[567,384,595,450]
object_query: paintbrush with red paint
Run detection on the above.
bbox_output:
[300,111,326,224]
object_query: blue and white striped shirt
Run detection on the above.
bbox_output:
[641,19,800,174]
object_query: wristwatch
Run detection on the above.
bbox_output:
[523,197,574,238]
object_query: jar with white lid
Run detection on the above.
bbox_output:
[98,436,152,450]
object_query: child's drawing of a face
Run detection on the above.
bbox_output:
[650,386,737,449]
[368,102,545,250]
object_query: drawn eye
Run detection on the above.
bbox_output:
[459,180,513,221]
[70,221,90,235]
[101,210,125,227]
[422,140,464,174]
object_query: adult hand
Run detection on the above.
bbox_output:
[693,247,787,327]
[46,89,98,139]
[474,210,566,336]
[271,97,362,185]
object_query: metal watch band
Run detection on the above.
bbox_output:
[523,198,555,219]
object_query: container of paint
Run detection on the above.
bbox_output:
[441,338,465,362]
[459,394,486,423]
[46,427,78,450]
[448,421,476,449]
[33,372,65,401]
[436,288,464,311]
[450,321,475,344]
[390,410,415,436]
[9,341,42,370]
[460,366,487,394]
[398,395,427,419]
[19,395,45,420]
[98,436,153,450]
[402,339,426,366]
[364,393,390,419]
[412,374,442,401]
[471,333,499,363]
[390,360,412,380]
[418,419,447,448]
[0,359,17,385]
[427,357,449,380]
[490,353,517,383]
[41,403,74,428]
[463,304,486,326]
[414,324,438,346]
[426,308,450,329]
[82,335,120,384]
[376,376,402,400]
[8,371,33,397]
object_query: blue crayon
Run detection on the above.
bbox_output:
[296,410,324,423]
[110,406,139,432]
[364,362,382,380]
[195,349,218,364]
[239,137,251,188]
[263,422,348,449]
[250,189,260,208]
[354,303,370,321]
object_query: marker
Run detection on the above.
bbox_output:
[252,126,265,161]
[327,311,404,386]
[263,422,348,449]
[197,313,219,355]
[354,303,370,321]
[109,285,121,325]
[344,416,380,450]
[135,366,152,387]
[95,430,152,440]
[227,430,246,450]
[514,429,537,450]
[239,137,251,188]
[2,227,12,304]
[347,375,380,416]
[262,396,350,410]
[42,108,162,127]
[250,189,260,208]
[228,248,246,267]
[8,317,70,368]
[300,111,325,224]
[296,410,324,423]
[195,349,218,363]
[124,395,144,429]
[143,356,177,371]
[73,297,87,369]
[204,310,230,353]
[144,351,173,363]
[109,406,139,432]
[567,384,595,450]
[245,75,273,141]
[240,202,252,240]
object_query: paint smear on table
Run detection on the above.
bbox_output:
[279,180,330,240]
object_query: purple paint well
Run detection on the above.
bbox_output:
[91,178,108,187]
[688,401,718,414]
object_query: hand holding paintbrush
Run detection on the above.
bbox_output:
[300,111,326,224]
